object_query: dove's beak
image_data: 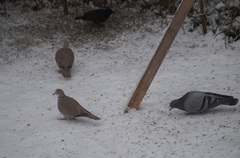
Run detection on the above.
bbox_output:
[53,92,56,95]
[169,107,173,111]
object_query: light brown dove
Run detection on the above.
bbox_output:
[53,89,100,120]
[55,42,74,78]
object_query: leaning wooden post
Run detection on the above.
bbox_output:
[125,0,195,113]
[63,0,69,15]
[199,0,207,35]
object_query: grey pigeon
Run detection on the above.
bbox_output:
[170,91,238,113]
[53,89,100,120]
[55,42,74,78]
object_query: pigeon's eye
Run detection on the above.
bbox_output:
[68,66,72,69]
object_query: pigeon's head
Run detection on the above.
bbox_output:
[169,97,185,111]
[53,89,65,97]
[169,99,179,111]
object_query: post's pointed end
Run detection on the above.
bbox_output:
[124,107,130,113]
[124,106,138,114]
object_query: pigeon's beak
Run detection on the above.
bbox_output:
[169,107,173,111]
[53,92,56,95]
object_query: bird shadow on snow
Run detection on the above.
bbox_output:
[56,117,102,127]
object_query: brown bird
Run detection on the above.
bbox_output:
[53,89,101,120]
[55,42,74,78]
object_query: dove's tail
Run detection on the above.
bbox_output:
[87,114,101,120]
[75,110,100,120]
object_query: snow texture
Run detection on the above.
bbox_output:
[0,4,240,158]
[215,2,225,11]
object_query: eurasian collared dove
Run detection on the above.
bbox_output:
[170,91,238,113]
[55,42,74,78]
[53,89,100,120]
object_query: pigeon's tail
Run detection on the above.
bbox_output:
[228,98,238,105]
[221,98,238,106]
[87,114,101,120]
[75,16,83,20]
[205,92,238,106]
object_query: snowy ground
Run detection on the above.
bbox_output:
[0,4,240,158]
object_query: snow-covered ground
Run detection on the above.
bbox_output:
[0,4,240,158]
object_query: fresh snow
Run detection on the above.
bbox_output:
[0,5,240,158]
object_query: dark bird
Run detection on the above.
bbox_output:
[75,8,113,24]
[170,91,238,113]
[53,89,101,120]
[55,42,74,78]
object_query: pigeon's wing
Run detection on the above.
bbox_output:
[184,92,209,113]
[205,92,234,98]
[198,95,216,112]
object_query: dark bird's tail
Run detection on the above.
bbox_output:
[205,92,238,106]
[75,16,83,20]
[228,98,239,105]
[221,97,238,106]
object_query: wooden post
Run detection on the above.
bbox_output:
[125,0,195,113]
[62,0,69,15]
[199,0,207,35]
